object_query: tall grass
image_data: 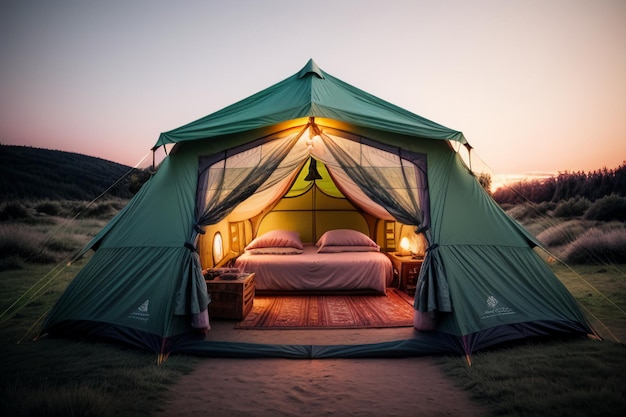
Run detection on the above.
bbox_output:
[562,227,626,264]
[0,199,124,271]
[2,260,624,417]
[439,339,626,417]
[0,199,126,221]
[0,339,198,417]
[550,262,626,343]
[1,200,625,416]
[439,260,626,417]
[507,199,626,265]
[0,262,198,417]
[535,219,588,247]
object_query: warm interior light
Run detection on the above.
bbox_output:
[212,232,223,264]
[306,134,320,148]
[399,237,411,255]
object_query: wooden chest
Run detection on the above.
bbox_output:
[206,273,255,320]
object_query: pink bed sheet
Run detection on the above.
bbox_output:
[234,245,393,292]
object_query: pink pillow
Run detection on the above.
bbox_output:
[245,230,303,251]
[317,245,380,253]
[246,247,304,255]
[316,229,378,249]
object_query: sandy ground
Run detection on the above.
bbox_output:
[157,321,488,417]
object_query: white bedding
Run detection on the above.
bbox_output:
[234,244,393,293]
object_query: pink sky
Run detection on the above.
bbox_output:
[1,1,625,181]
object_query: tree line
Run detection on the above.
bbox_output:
[492,163,626,205]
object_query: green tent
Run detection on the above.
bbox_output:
[41,59,595,360]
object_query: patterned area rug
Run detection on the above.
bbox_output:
[235,289,414,329]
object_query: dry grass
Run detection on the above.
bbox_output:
[562,227,626,264]
[0,199,124,271]
[1,200,624,416]
[507,200,626,265]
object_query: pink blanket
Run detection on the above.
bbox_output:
[235,245,393,292]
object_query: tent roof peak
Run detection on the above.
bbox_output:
[297,59,325,79]
[154,59,469,150]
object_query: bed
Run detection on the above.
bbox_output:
[234,229,393,293]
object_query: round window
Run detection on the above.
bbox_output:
[212,232,223,264]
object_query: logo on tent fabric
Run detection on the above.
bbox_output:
[128,299,150,322]
[481,295,515,320]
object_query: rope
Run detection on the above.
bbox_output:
[574,297,621,343]
[19,307,52,344]
[535,249,625,343]
[544,249,626,318]
[0,264,66,324]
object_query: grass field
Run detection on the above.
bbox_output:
[1,208,625,416]
[1,261,624,416]
[439,258,626,417]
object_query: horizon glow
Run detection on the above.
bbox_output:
[1,1,624,177]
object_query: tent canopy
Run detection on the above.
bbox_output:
[154,59,467,150]
[41,59,594,359]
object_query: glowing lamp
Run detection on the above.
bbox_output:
[212,232,223,263]
[399,237,411,256]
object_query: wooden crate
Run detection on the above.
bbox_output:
[206,273,255,320]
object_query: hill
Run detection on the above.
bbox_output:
[0,145,149,202]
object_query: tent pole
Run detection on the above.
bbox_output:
[463,143,474,173]
[461,335,473,366]
[157,337,169,366]
[464,353,472,367]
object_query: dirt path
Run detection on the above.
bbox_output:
[158,356,488,417]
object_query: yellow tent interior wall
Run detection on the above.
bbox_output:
[197,158,402,269]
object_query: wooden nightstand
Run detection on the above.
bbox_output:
[205,273,255,320]
[386,252,424,295]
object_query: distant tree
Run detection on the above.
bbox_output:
[477,173,492,195]
[584,194,626,222]
[128,168,152,194]
[493,162,626,206]
[614,162,626,196]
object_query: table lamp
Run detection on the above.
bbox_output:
[399,236,411,256]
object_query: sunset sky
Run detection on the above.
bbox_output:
[1,0,625,185]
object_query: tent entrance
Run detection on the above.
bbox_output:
[195,122,432,271]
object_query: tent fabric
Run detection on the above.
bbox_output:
[154,59,467,150]
[318,132,427,227]
[196,130,304,226]
[174,335,463,359]
[436,245,590,336]
[41,59,595,358]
